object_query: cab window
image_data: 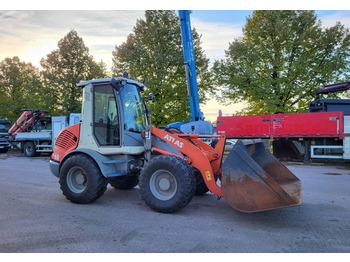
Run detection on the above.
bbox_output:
[120,84,147,133]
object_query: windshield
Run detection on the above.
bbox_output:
[119,84,148,133]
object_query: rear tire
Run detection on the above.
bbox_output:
[0,148,8,153]
[109,175,139,190]
[23,142,37,157]
[139,155,195,213]
[59,154,108,204]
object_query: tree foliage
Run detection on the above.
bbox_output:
[112,10,213,126]
[40,30,107,114]
[0,56,43,122]
[0,30,107,122]
[213,10,350,115]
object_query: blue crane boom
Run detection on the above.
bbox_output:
[178,10,203,122]
[168,10,213,134]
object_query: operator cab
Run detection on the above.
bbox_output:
[77,77,149,155]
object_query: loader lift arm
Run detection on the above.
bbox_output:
[150,126,225,197]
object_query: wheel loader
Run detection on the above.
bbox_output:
[49,10,301,213]
[49,77,302,213]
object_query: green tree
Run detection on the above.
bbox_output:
[40,30,107,114]
[213,10,350,115]
[112,10,212,126]
[0,56,43,122]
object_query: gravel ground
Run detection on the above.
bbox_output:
[0,150,349,253]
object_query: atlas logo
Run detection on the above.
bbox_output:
[163,134,184,148]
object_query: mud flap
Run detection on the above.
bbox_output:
[221,139,302,213]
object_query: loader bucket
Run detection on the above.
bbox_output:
[221,139,301,213]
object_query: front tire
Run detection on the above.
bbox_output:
[59,154,108,204]
[139,155,195,213]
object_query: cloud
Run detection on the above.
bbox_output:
[319,10,350,28]
[0,10,145,68]
[0,10,242,73]
[191,17,243,63]
[189,17,247,117]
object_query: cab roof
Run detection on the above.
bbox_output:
[77,77,144,89]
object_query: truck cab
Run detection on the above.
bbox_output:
[0,119,11,153]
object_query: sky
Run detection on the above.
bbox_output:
[1,1,350,121]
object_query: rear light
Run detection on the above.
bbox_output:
[141,130,145,138]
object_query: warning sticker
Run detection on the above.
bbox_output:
[205,171,212,181]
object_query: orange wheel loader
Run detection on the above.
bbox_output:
[49,77,301,213]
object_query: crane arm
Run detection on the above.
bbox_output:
[316,81,350,95]
[178,10,203,121]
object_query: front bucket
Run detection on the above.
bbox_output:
[221,139,301,213]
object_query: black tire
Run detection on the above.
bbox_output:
[59,154,108,204]
[0,148,8,153]
[210,139,219,148]
[109,175,139,190]
[139,155,196,213]
[23,142,37,157]
[193,169,210,195]
[185,164,209,195]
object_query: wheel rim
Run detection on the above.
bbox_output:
[150,169,177,201]
[67,167,87,194]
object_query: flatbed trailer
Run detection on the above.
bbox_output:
[217,112,344,139]
[217,111,350,161]
[216,81,350,161]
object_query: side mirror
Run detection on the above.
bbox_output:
[110,78,126,91]
[148,92,155,102]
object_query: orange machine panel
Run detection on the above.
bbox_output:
[51,123,80,163]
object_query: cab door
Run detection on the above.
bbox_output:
[93,84,120,146]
